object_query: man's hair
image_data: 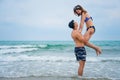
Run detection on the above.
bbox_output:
[68,20,74,29]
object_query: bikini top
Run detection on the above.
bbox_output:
[84,17,93,22]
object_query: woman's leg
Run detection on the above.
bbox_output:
[78,60,86,76]
[83,28,101,55]
[84,28,94,41]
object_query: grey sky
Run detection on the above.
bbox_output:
[0,0,120,41]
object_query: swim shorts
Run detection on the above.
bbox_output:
[87,26,95,33]
[74,47,86,61]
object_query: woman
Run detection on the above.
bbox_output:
[74,5,95,42]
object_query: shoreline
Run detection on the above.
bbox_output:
[0,76,112,80]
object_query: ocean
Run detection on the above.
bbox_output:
[0,41,120,80]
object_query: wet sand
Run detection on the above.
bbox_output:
[0,76,112,80]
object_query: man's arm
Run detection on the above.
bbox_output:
[76,31,101,55]
[79,13,85,32]
[76,32,97,50]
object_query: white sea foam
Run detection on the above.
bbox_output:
[87,57,100,62]
[87,57,120,62]
[38,44,48,48]
[0,44,48,54]
[0,55,74,62]
[0,48,37,54]
[0,45,32,49]
[0,54,120,63]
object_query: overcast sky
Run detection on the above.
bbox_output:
[0,0,120,41]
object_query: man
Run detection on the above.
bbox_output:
[68,20,101,76]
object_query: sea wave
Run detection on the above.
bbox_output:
[0,44,48,49]
[0,44,72,49]
[0,44,49,54]
[87,57,120,63]
[0,44,73,54]
[0,55,120,63]
[0,48,38,54]
[0,55,74,62]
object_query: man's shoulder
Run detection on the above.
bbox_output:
[74,30,80,35]
[72,30,79,36]
[73,30,79,33]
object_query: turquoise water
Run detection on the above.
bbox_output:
[0,41,120,80]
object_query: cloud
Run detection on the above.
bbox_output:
[0,0,67,28]
[0,0,120,40]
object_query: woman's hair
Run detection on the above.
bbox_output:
[73,5,87,16]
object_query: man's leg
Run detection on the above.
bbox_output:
[78,60,86,76]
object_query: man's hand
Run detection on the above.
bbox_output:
[79,29,82,33]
